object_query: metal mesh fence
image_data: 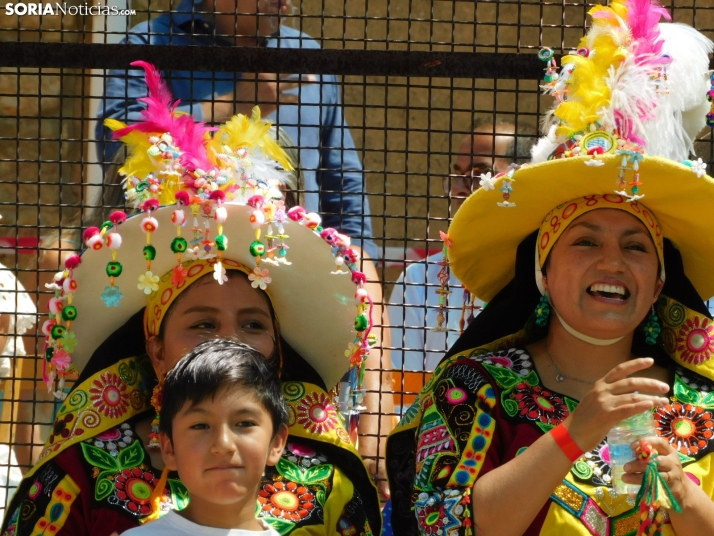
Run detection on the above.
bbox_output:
[1,0,714,515]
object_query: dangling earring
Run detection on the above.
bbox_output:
[535,294,551,327]
[148,374,165,449]
[645,305,661,345]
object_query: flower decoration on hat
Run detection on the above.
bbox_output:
[42,254,82,398]
[531,0,713,202]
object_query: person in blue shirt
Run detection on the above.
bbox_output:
[95,0,375,259]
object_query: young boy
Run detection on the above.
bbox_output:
[123,339,289,535]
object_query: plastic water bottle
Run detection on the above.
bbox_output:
[607,410,657,495]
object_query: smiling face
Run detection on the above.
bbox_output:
[160,385,287,527]
[147,274,276,376]
[543,209,664,340]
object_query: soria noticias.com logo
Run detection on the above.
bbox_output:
[4,2,136,15]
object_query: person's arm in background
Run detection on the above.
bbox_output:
[313,74,393,498]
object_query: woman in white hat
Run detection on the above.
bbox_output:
[2,63,381,536]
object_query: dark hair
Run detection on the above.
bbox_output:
[160,339,289,440]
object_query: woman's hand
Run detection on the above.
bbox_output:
[623,437,690,506]
[565,358,670,453]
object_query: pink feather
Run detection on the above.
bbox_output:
[112,61,215,173]
[626,0,672,63]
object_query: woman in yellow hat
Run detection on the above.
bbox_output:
[386,2,714,535]
[2,62,381,536]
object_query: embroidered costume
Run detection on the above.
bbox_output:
[387,1,714,534]
[2,63,380,536]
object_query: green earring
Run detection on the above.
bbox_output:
[645,306,661,345]
[535,294,551,327]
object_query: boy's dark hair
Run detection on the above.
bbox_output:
[160,339,289,440]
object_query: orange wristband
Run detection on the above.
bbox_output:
[551,423,584,462]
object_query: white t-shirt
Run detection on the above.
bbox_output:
[121,510,281,536]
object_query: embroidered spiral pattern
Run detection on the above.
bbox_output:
[118,362,137,385]
[81,409,101,428]
[663,302,686,328]
[130,389,145,410]
[283,382,306,402]
[67,389,88,410]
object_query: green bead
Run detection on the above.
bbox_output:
[61,305,77,322]
[631,186,640,194]
[106,261,123,277]
[354,315,369,332]
[143,245,157,261]
[249,240,265,257]
[215,234,227,251]
[278,247,287,257]
[45,347,54,362]
[51,325,66,340]
[171,237,188,253]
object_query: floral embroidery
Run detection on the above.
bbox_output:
[89,373,130,419]
[477,348,533,377]
[284,442,328,469]
[114,467,162,515]
[513,383,569,426]
[676,316,714,365]
[571,440,612,487]
[296,391,339,435]
[655,402,714,455]
[414,489,469,536]
[258,481,316,522]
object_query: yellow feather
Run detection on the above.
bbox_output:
[208,106,294,171]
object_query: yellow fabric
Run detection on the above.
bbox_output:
[144,258,255,337]
[30,474,80,535]
[448,155,714,303]
[25,355,153,480]
[290,467,354,536]
[537,195,665,275]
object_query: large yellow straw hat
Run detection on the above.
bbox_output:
[449,4,714,303]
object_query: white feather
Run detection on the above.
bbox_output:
[530,125,561,164]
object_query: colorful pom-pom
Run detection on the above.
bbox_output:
[48,298,64,314]
[87,234,104,251]
[175,191,190,206]
[170,237,188,253]
[82,227,100,245]
[304,213,321,230]
[214,206,227,223]
[65,254,81,270]
[344,248,359,264]
[321,228,337,244]
[249,240,266,257]
[62,278,78,293]
[215,235,227,251]
[354,315,369,332]
[141,199,160,212]
[50,324,66,340]
[141,217,159,233]
[209,190,227,203]
[42,319,56,336]
[143,245,157,261]
[247,195,265,209]
[105,233,123,249]
[171,210,186,226]
[351,271,367,285]
[287,206,306,221]
[106,261,123,277]
[109,211,127,225]
[61,305,77,322]
[355,288,369,303]
[576,47,589,57]
[100,221,113,233]
[249,210,265,228]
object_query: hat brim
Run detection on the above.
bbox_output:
[71,204,357,389]
[449,155,714,303]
